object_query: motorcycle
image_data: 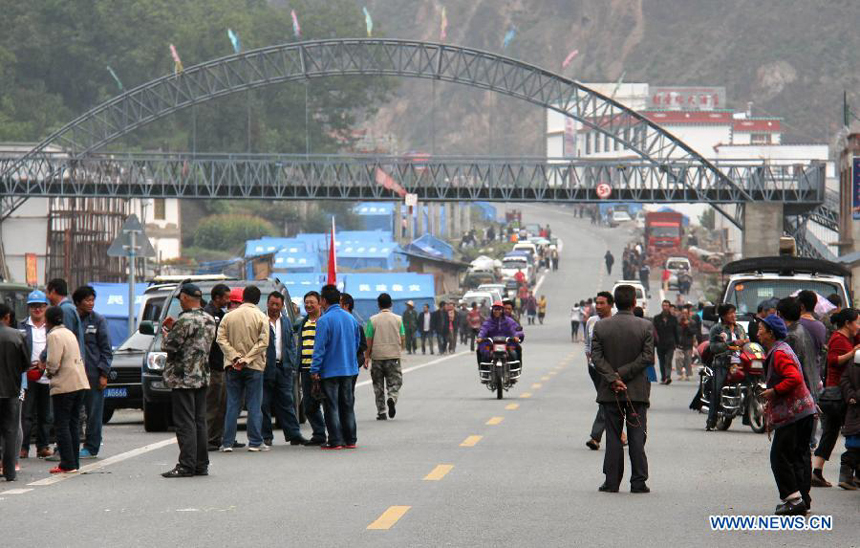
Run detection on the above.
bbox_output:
[478,336,522,399]
[697,342,767,433]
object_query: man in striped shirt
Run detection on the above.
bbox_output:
[299,291,326,446]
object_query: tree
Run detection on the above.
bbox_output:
[699,208,715,230]
[194,214,277,252]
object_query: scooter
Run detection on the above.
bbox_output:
[478,337,522,399]
[697,342,767,433]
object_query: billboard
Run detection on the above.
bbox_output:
[649,86,726,110]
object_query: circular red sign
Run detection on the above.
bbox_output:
[596,182,612,199]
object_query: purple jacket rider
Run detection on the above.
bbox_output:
[478,315,521,340]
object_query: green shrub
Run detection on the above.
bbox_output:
[194,214,277,252]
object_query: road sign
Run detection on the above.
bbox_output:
[107,215,156,258]
[405,193,418,208]
[596,182,612,199]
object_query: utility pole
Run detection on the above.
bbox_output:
[123,229,139,337]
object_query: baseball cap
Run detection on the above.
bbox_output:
[27,290,48,305]
[229,286,244,303]
[178,283,203,299]
[406,300,414,306]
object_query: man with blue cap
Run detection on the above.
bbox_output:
[19,290,53,459]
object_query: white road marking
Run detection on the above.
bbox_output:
[356,351,469,387]
[27,437,176,487]
[1,488,33,495]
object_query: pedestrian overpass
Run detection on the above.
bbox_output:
[0,38,837,257]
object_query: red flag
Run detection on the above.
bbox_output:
[327,217,337,284]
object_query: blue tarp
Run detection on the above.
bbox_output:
[343,273,435,320]
[89,282,148,347]
[295,230,393,252]
[354,202,395,232]
[271,250,321,273]
[244,238,307,258]
[338,242,407,270]
[406,234,454,260]
[656,206,691,226]
[473,202,496,221]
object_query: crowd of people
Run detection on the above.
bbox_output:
[576,281,860,515]
[0,277,418,480]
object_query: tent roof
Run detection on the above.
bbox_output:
[272,251,321,269]
[354,202,394,215]
[89,282,148,318]
[245,238,307,258]
[407,233,454,260]
[344,273,434,300]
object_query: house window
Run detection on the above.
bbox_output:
[154,199,166,220]
[750,133,771,145]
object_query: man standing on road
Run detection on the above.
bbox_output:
[585,291,614,451]
[19,291,52,460]
[653,300,678,385]
[203,284,231,451]
[467,303,484,351]
[591,285,654,494]
[419,304,434,355]
[310,285,361,450]
[366,293,405,421]
[402,301,419,355]
[75,286,112,460]
[217,286,270,452]
[0,303,29,482]
[638,263,651,297]
[298,291,327,446]
[446,302,458,353]
[604,250,615,276]
[433,301,448,354]
[261,291,307,447]
[45,278,83,357]
[160,284,216,478]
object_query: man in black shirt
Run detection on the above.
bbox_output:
[653,300,678,385]
[203,284,231,451]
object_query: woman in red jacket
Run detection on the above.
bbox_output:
[758,314,817,516]
[812,308,859,487]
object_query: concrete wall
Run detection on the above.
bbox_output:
[1,198,49,285]
[742,202,784,258]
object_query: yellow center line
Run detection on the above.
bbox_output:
[423,464,454,481]
[541,376,550,381]
[486,416,504,425]
[531,383,542,389]
[505,403,520,410]
[367,506,411,530]
[548,371,557,376]
[460,435,483,447]
[520,392,532,398]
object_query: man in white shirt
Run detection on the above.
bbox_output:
[585,291,614,451]
[19,290,53,459]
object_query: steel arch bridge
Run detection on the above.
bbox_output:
[0,38,833,251]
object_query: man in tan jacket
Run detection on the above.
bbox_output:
[216,286,269,452]
[44,306,89,474]
[365,293,405,421]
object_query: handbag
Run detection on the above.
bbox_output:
[26,366,42,383]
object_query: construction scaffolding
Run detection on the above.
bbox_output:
[46,198,142,289]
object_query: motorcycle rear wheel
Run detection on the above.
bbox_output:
[747,393,766,433]
[495,369,504,400]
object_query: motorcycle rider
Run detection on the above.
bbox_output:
[475,302,521,370]
[706,303,748,431]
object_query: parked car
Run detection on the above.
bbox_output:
[611,280,648,308]
[665,256,693,290]
[139,278,294,432]
[460,291,495,310]
[609,210,633,227]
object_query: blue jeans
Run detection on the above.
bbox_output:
[83,386,105,454]
[321,375,357,446]
[262,364,301,442]
[301,371,327,442]
[223,368,264,448]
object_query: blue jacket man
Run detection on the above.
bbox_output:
[74,286,112,459]
[261,291,307,446]
[310,285,361,449]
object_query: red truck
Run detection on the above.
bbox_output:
[644,211,683,253]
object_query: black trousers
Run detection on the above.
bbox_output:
[206,369,226,447]
[21,383,52,452]
[171,387,208,473]
[707,366,728,426]
[839,448,860,482]
[0,397,21,480]
[53,390,85,472]
[813,398,846,461]
[588,366,605,442]
[601,401,648,490]
[770,414,813,503]
[656,346,674,382]
[420,331,434,354]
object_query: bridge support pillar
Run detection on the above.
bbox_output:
[393,201,402,243]
[742,202,784,258]
[432,203,441,237]
[461,202,471,236]
[452,202,461,240]
[405,204,414,242]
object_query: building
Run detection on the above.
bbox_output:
[546,84,837,257]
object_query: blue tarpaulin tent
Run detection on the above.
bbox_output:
[473,202,497,221]
[343,273,434,320]
[271,250,321,273]
[354,202,395,231]
[90,282,148,347]
[406,234,454,260]
[244,238,307,258]
[338,242,407,270]
[657,206,691,226]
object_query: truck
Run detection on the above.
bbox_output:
[644,211,683,253]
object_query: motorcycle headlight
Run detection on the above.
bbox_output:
[146,352,166,371]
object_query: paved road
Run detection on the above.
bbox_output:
[3,206,856,547]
